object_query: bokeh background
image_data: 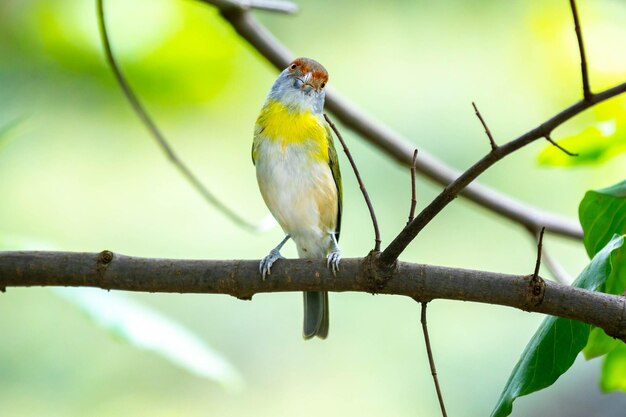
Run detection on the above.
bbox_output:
[1,0,626,416]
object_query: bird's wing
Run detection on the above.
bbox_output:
[251,124,265,165]
[325,123,343,241]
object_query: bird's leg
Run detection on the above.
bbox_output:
[327,232,341,276]
[260,235,291,280]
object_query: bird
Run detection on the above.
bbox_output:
[252,57,342,339]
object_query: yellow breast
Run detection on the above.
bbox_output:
[253,100,328,162]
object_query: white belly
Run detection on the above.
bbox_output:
[255,140,337,258]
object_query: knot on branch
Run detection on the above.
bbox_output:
[96,250,114,281]
[522,274,545,310]
[363,250,395,292]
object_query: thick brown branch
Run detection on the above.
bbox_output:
[379,81,626,265]
[2,251,626,343]
[215,6,583,240]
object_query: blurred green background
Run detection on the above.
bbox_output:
[1,0,626,415]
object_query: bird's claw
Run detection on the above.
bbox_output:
[327,249,341,277]
[260,249,284,280]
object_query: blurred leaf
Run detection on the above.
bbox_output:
[602,343,626,392]
[27,0,238,104]
[491,235,624,417]
[54,287,244,392]
[0,118,22,152]
[537,120,626,166]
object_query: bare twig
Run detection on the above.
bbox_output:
[420,302,448,417]
[533,227,546,280]
[96,0,269,232]
[526,227,572,285]
[214,6,584,240]
[569,0,592,100]
[545,134,579,157]
[379,80,626,266]
[408,149,418,224]
[325,114,381,251]
[3,250,626,342]
[472,102,497,151]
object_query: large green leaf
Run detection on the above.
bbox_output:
[579,179,626,390]
[579,179,626,257]
[491,235,624,417]
[537,119,626,166]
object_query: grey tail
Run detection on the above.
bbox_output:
[303,291,329,339]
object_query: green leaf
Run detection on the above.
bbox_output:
[602,343,626,392]
[579,179,626,258]
[537,120,626,167]
[579,180,626,390]
[583,327,620,360]
[491,235,624,417]
[54,288,244,392]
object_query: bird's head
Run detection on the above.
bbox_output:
[267,57,329,114]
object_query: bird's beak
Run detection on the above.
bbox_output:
[300,72,315,93]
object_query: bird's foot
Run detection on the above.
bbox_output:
[327,248,341,277]
[260,248,284,280]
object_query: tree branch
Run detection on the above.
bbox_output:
[325,114,381,251]
[472,102,497,151]
[419,302,448,417]
[198,0,298,14]
[214,6,583,240]
[2,251,626,342]
[379,80,626,265]
[569,0,592,100]
[97,0,271,233]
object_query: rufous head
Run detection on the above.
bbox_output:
[266,57,329,114]
[286,57,328,93]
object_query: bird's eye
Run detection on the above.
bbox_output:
[290,64,297,70]
[321,82,326,89]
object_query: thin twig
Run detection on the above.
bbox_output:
[215,6,584,240]
[96,0,268,232]
[472,102,497,151]
[378,79,626,265]
[569,0,592,100]
[408,149,418,224]
[533,227,546,280]
[545,134,578,156]
[420,302,448,417]
[325,114,381,251]
[526,227,572,285]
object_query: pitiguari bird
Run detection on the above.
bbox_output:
[252,57,342,339]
